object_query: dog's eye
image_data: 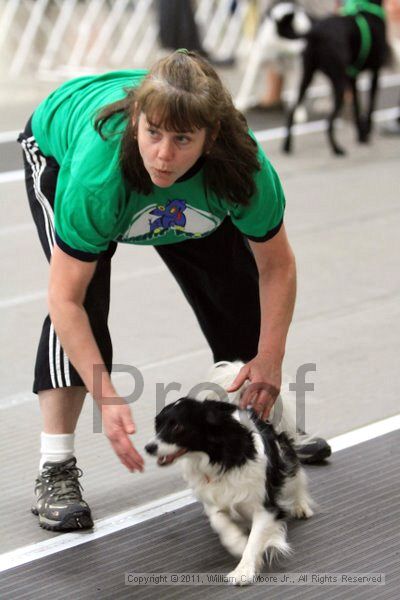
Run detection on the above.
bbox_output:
[172,424,183,434]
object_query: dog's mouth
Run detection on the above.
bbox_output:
[157,448,187,466]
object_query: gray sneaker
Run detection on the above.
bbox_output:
[295,431,332,464]
[31,457,94,531]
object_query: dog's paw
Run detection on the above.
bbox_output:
[358,117,371,143]
[282,139,292,154]
[226,562,256,586]
[333,145,346,156]
[358,132,370,144]
[291,503,314,519]
[358,127,370,143]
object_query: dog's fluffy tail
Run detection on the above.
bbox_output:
[264,520,292,565]
[204,361,248,405]
[204,361,304,441]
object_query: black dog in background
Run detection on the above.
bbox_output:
[282,0,387,155]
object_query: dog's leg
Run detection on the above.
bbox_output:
[350,76,364,143]
[283,54,315,154]
[362,69,379,142]
[285,468,314,519]
[227,510,290,586]
[327,75,346,156]
[283,105,297,155]
[205,507,248,558]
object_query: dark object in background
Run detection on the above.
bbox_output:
[283,0,388,156]
[157,0,235,67]
[158,0,204,53]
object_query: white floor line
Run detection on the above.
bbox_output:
[137,348,209,372]
[0,289,47,309]
[0,169,24,184]
[328,413,400,453]
[1,105,399,187]
[0,347,210,410]
[0,130,20,143]
[2,102,398,309]
[0,222,34,237]
[255,106,400,142]
[0,265,166,310]
[0,413,398,573]
[0,490,197,574]
[0,391,39,410]
[1,71,399,145]
[282,71,400,101]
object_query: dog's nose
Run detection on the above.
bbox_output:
[145,443,158,455]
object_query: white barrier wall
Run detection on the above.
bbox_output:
[0,0,260,81]
[3,1,366,111]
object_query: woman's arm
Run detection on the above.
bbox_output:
[48,244,144,471]
[251,223,296,361]
[49,245,114,398]
[227,224,296,420]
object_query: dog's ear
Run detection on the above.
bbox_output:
[205,409,220,426]
[204,400,236,425]
[204,399,235,411]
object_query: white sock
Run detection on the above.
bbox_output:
[39,432,75,471]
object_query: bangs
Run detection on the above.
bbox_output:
[138,87,216,132]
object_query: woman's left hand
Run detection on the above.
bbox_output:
[226,355,282,420]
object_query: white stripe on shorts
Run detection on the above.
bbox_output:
[21,135,71,388]
[21,137,55,252]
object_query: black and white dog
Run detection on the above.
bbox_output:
[145,362,314,586]
[269,1,315,41]
[234,1,314,112]
[283,0,387,155]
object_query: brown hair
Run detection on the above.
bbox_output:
[95,50,260,206]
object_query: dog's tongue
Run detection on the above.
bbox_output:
[157,449,187,466]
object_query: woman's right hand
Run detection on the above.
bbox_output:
[102,401,145,472]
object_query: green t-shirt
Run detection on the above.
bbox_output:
[32,70,285,260]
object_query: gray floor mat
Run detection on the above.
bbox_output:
[0,430,398,599]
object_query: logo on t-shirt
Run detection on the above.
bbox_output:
[117,198,222,243]
[149,199,187,233]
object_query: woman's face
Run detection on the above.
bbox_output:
[136,113,207,187]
